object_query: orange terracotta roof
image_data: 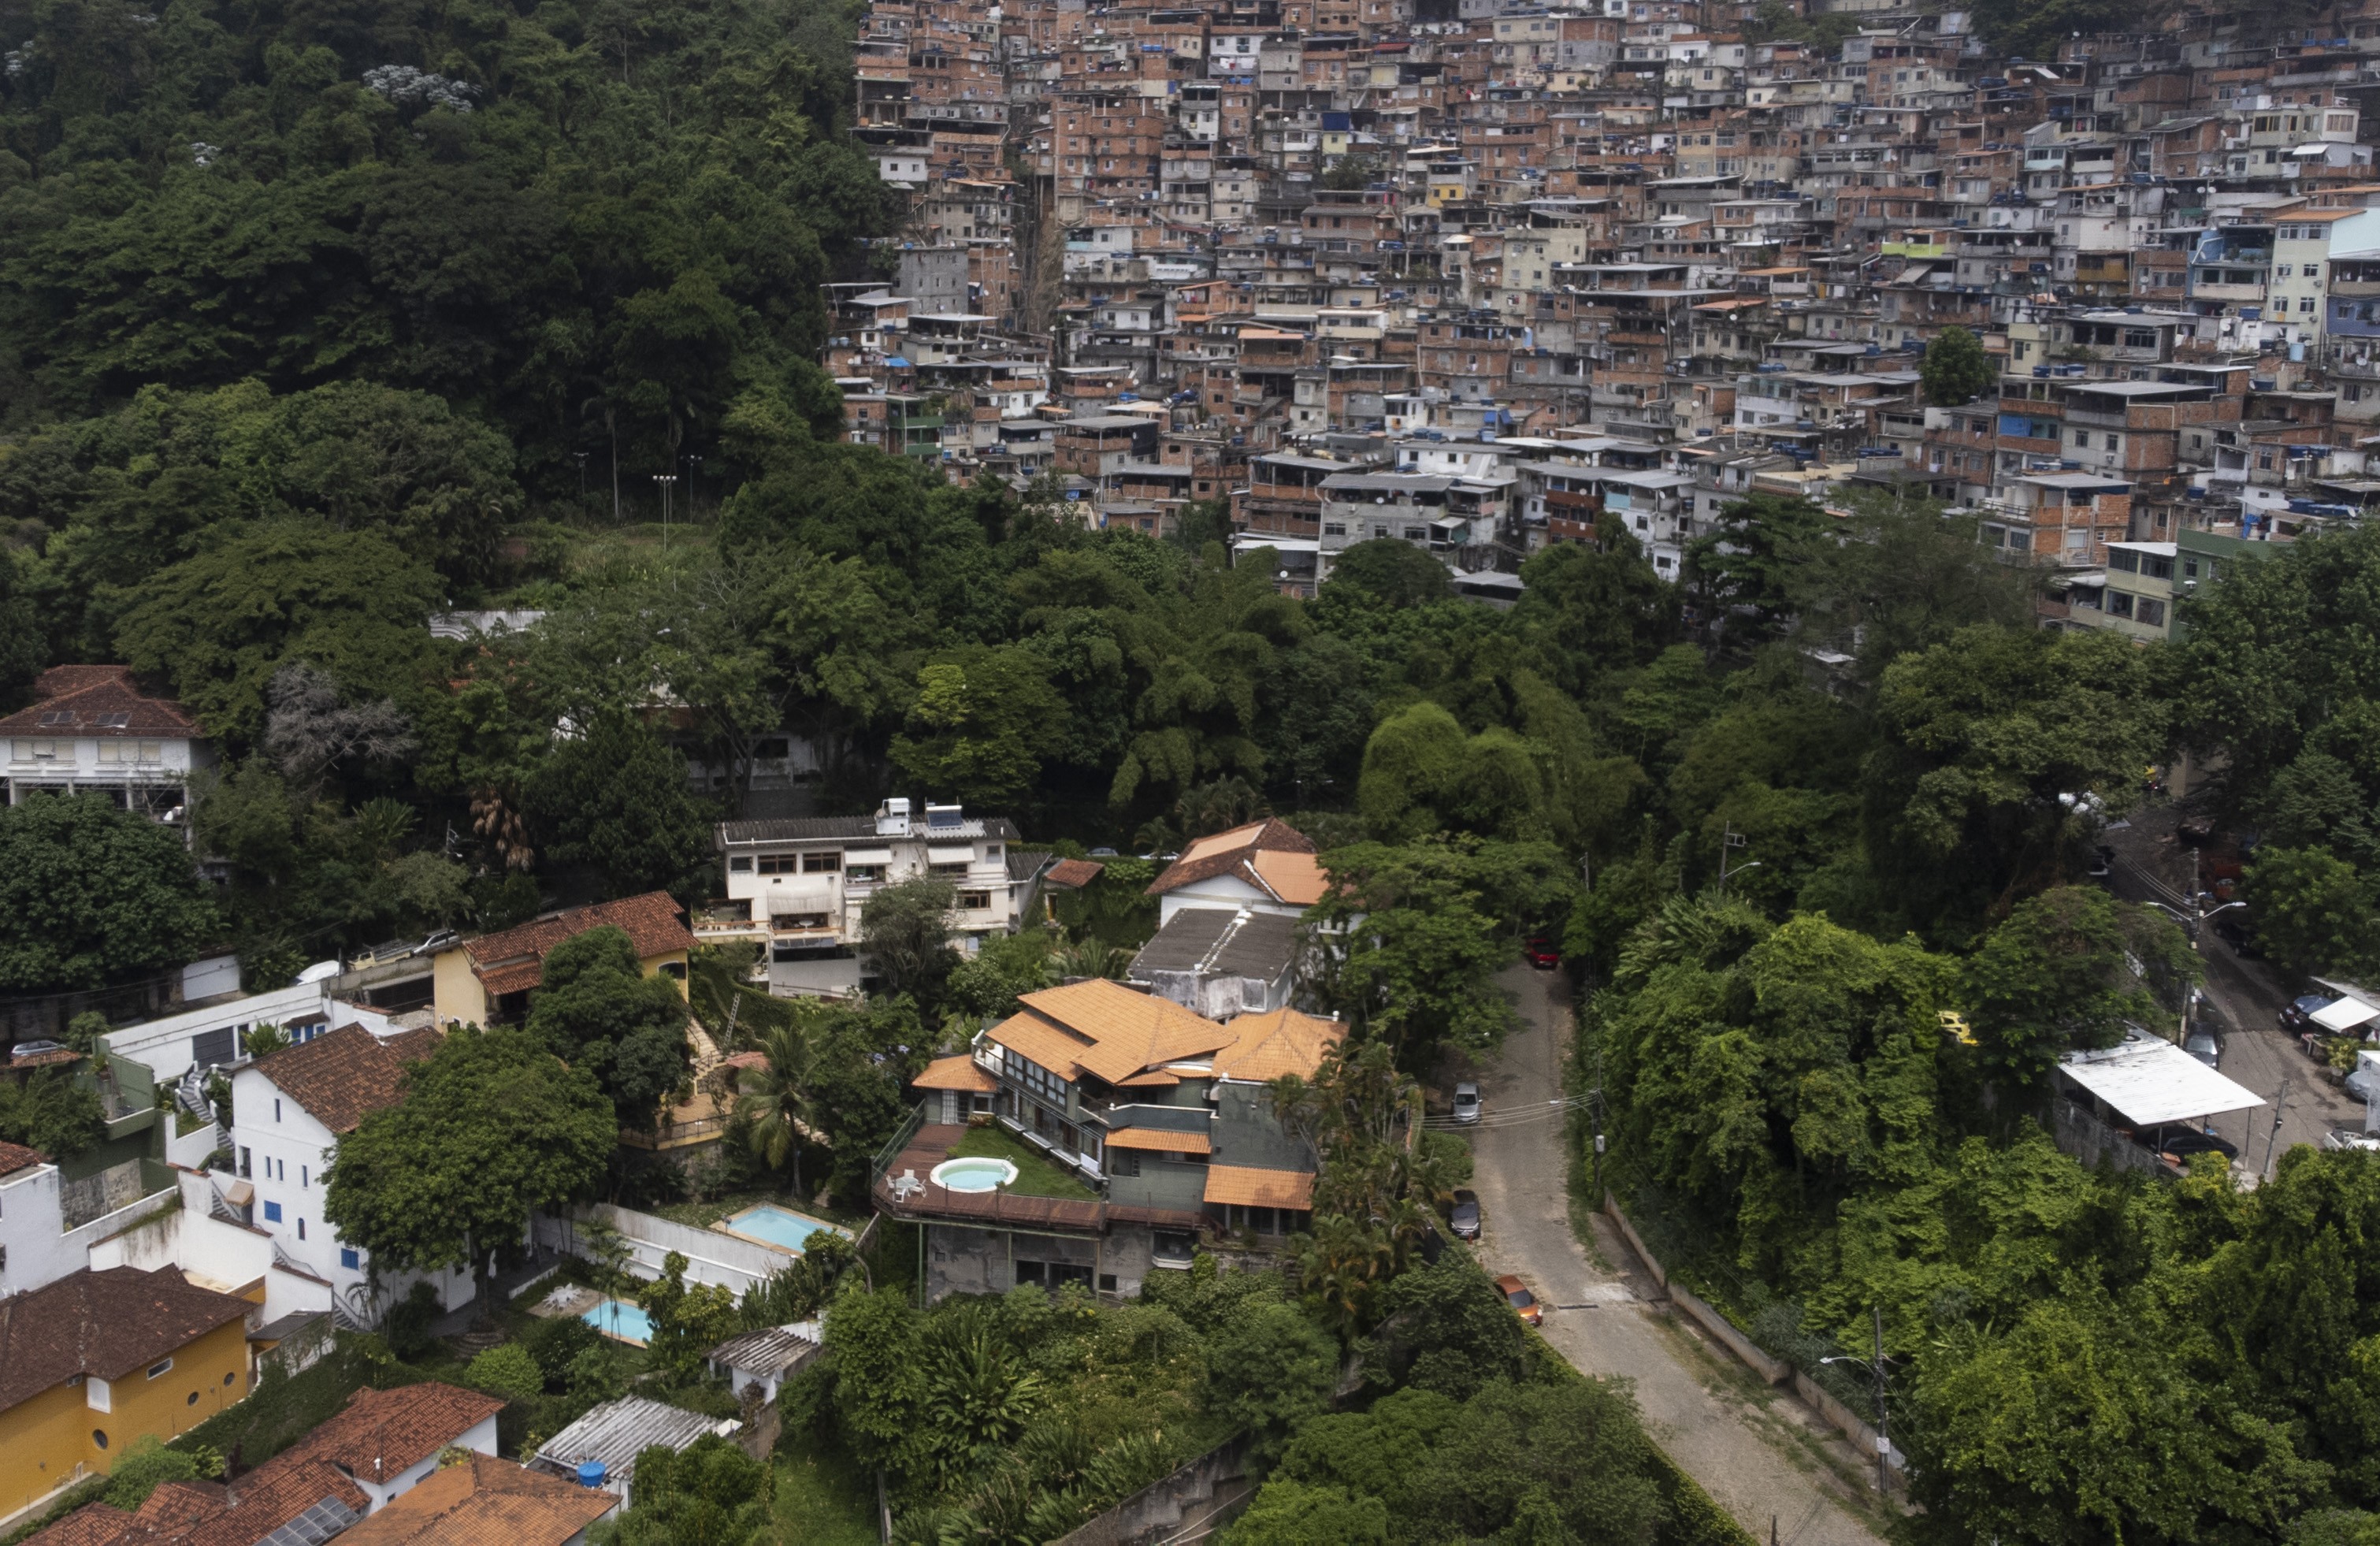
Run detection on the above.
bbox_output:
[0,1139,48,1178]
[1045,857,1106,888]
[913,1053,997,1093]
[0,1266,253,1415]
[249,1025,432,1135]
[1211,1009,1345,1083]
[0,666,196,739]
[1246,849,1330,907]
[1202,1165,1315,1209]
[332,1454,617,1546]
[282,1382,506,1485]
[1107,1126,1212,1153]
[1012,979,1235,1084]
[1147,819,1324,903]
[461,892,695,995]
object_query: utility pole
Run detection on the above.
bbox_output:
[2264,1076,2292,1180]
[652,473,679,551]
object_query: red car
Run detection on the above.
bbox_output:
[1524,937,1561,970]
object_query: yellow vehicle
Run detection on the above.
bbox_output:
[1938,1011,1977,1046]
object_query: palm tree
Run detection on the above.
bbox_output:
[737,1023,821,1199]
[1051,935,1131,982]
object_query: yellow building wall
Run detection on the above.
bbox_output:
[432,943,686,1028]
[0,1318,251,1520]
[432,948,488,1028]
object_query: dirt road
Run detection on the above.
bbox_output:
[1464,965,1892,1546]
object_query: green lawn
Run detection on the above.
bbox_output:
[947,1124,1100,1202]
[772,1438,881,1546]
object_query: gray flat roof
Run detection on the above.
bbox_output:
[1129,907,1300,979]
[535,1398,738,1485]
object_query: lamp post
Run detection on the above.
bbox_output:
[1820,1306,1895,1496]
[652,474,679,551]
[1717,823,1760,899]
[683,454,705,522]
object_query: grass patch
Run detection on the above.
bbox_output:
[773,1436,882,1546]
[947,1124,1099,1202]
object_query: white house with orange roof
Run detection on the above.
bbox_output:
[1142,818,1331,925]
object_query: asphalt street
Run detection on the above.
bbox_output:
[1463,964,1892,1546]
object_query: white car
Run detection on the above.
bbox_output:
[1452,1083,1482,1124]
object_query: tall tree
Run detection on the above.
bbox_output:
[523,927,692,1132]
[0,793,219,991]
[1920,325,1998,406]
[325,1025,613,1317]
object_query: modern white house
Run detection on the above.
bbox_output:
[1143,818,1331,926]
[711,798,1045,997]
[225,1026,473,1326]
[0,1142,73,1298]
[0,666,210,816]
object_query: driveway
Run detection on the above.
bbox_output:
[1462,965,1892,1546]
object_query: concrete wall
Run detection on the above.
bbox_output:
[924,1221,1108,1302]
[1050,1436,1249,1546]
[0,1161,75,1298]
[536,1205,789,1297]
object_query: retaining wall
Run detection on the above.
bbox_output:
[533,1203,789,1296]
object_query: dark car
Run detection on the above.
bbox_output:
[2282,994,2336,1035]
[2211,912,2263,959]
[2152,1128,2240,1165]
[1449,1188,1481,1242]
[2183,1028,2221,1068]
[1524,936,1561,970]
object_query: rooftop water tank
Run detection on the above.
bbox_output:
[577,1460,607,1488]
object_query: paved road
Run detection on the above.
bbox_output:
[1465,964,1892,1546]
[2103,848,2367,1165]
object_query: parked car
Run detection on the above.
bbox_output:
[2347,1050,2380,1104]
[1452,1082,1482,1124]
[2183,1028,2221,1069]
[9,1039,65,1062]
[1449,1189,1481,1241]
[1495,1273,1543,1327]
[2322,1128,2380,1153]
[2086,845,2115,882]
[2210,912,2263,959]
[1524,936,1561,970]
[2153,1128,2239,1165]
[2282,995,2336,1035]
[349,938,419,969]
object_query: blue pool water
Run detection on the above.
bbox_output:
[581,1298,652,1344]
[724,1204,845,1254]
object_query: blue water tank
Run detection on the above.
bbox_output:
[577,1460,608,1488]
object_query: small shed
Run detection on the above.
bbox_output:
[2055,1029,2264,1176]
[706,1321,822,1405]
[530,1396,740,1509]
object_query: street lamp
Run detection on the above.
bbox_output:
[652,474,679,550]
[1820,1306,1895,1496]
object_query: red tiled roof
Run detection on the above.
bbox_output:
[329,1454,616,1546]
[0,666,196,739]
[248,1025,434,1135]
[0,1138,49,1178]
[1045,858,1105,889]
[281,1383,506,1485]
[1145,819,1316,897]
[0,1266,253,1415]
[460,892,695,996]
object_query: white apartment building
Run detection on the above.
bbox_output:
[714,799,1038,997]
[226,1025,473,1326]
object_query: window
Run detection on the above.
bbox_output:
[2303,297,2318,313]
[756,854,800,875]
[845,864,885,883]
[147,1359,173,1380]
[1109,1150,1141,1177]
[771,912,830,931]
[2106,591,2136,619]
[300,1165,307,1187]
[730,856,752,873]
[2279,264,2293,278]
[263,1202,283,1223]
[13,739,57,761]
[297,1218,306,1240]
[1002,1046,1067,1106]
[340,1247,360,1270]
[957,890,992,910]
[928,862,968,878]
[803,851,841,873]
[2137,597,2168,628]
[1323,521,1346,536]
[273,1099,281,1123]
[2306,263,2321,279]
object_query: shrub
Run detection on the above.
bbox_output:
[466,1344,544,1406]
[384,1282,443,1362]
[525,1313,603,1390]
[102,1436,213,1510]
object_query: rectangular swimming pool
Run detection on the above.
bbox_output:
[722,1204,845,1254]
[581,1298,652,1345]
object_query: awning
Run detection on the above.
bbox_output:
[928,844,976,863]
[844,847,894,864]
[2059,1031,2263,1126]
[221,1179,254,1207]
[2314,996,2380,1033]
[1107,1126,1213,1153]
[1203,1165,1315,1209]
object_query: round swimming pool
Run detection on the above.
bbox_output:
[931,1157,1019,1193]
